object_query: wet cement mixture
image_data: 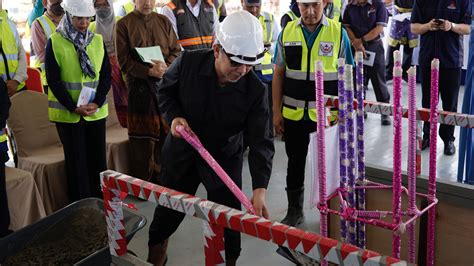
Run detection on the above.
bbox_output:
[3,207,108,265]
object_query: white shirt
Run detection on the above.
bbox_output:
[161,0,219,39]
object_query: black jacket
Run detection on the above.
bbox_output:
[157,49,274,190]
[0,80,10,159]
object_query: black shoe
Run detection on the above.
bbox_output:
[281,187,305,227]
[0,229,13,238]
[381,114,391,126]
[421,139,429,150]
[364,111,368,119]
[444,141,456,155]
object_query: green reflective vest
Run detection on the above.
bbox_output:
[48,33,108,123]
[286,10,298,21]
[0,13,26,91]
[331,0,342,22]
[0,128,6,153]
[216,0,223,17]
[281,19,341,122]
[254,12,274,76]
[31,14,57,86]
[122,1,134,15]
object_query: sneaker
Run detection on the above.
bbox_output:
[444,141,456,155]
[381,114,391,126]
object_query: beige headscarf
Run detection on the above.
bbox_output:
[94,0,116,54]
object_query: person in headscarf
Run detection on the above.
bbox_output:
[44,0,111,201]
[90,0,128,128]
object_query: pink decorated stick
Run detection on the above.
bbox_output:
[391,66,403,258]
[407,67,417,263]
[176,125,256,214]
[337,58,348,242]
[315,61,328,266]
[427,59,440,266]
[355,51,366,249]
[344,64,357,246]
[394,50,402,69]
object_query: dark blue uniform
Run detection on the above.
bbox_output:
[343,0,391,112]
[0,80,11,237]
[411,0,471,145]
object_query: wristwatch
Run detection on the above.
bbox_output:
[451,22,456,30]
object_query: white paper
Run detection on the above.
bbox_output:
[76,86,96,107]
[135,46,165,64]
[363,51,376,67]
[392,12,411,22]
[310,126,341,208]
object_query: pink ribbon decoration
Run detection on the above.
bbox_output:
[392,66,403,258]
[407,67,417,263]
[315,61,328,266]
[427,59,440,266]
[176,125,256,215]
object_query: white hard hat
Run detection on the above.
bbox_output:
[61,0,96,17]
[216,11,265,65]
[296,0,322,3]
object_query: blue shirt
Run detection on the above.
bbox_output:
[342,0,388,38]
[411,0,472,68]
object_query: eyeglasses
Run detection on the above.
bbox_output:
[221,47,266,68]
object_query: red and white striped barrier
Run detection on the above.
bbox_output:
[101,170,409,265]
[324,95,474,128]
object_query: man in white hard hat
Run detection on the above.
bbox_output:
[147,11,274,266]
[272,0,353,227]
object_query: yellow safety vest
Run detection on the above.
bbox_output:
[286,10,298,21]
[281,19,341,122]
[0,13,26,91]
[48,33,108,123]
[0,128,7,153]
[254,12,274,76]
[331,0,342,22]
[216,0,223,17]
[122,1,135,15]
[30,14,57,86]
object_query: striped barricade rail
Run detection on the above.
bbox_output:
[101,170,409,266]
[324,95,474,128]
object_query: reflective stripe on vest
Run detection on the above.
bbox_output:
[216,0,223,17]
[282,19,341,81]
[0,17,26,91]
[48,33,108,123]
[171,0,215,50]
[282,95,338,122]
[0,129,6,153]
[31,15,57,85]
[281,19,341,122]
[177,36,213,47]
[286,11,298,21]
[255,12,274,75]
